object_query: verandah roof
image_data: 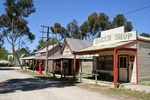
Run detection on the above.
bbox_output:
[74,40,136,54]
[48,55,92,60]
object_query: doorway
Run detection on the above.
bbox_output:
[119,56,128,82]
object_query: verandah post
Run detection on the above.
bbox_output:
[73,54,76,79]
[136,41,138,84]
[113,48,118,88]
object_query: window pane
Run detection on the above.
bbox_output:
[123,57,127,68]
[105,56,113,70]
[98,57,105,70]
[119,57,127,68]
[97,56,113,70]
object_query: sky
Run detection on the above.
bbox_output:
[0,0,150,51]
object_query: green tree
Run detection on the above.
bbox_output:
[80,21,90,39]
[50,23,69,41]
[87,12,99,37]
[0,47,8,60]
[140,32,150,38]
[0,0,36,67]
[112,14,133,32]
[80,12,111,39]
[8,56,13,63]
[67,19,81,39]
[99,12,111,30]
[36,37,59,50]
[51,20,82,41]
[0,35,3,47]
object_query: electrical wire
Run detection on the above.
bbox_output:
[124,5,150,15]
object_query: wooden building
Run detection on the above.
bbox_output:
[48,38,93,77]
[74,27,150,88]
[8,48,30,65]
[22,44,61,71]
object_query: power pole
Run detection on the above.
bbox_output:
[40,25,50,74]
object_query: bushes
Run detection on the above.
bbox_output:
[0,60,13,67]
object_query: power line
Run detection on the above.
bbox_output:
[124,5,150,15]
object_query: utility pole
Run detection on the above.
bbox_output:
[40,25,50,74]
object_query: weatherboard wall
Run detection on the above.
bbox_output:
[138,41,150,81]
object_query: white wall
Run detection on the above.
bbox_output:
[138,41,150,81]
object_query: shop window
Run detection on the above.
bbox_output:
[97,56,113,70]
[97,57,105,70]
[105,56,113,70]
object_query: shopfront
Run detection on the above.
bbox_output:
[73,27,139,88]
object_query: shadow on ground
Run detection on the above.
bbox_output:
[0,67,15,71]
[0,76,77,94]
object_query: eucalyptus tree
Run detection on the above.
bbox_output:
[51,20,81,41]
[140,32,150,38]
[36,37,59,50]
[0,0,36,67]
[50,23,69,42]
[67,19,81,39]
[112,14,133,32]
[80,12,111,40]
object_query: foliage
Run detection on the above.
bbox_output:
[50,19,82,41]
[50,23,69,41]
[0,0,36,66]
[36,37,59,50]
[8,56,13,63]
[67,19,81,39]
[0,47,8,60]
[140,32,150,38]
[0,34,4,47]
[112,14,133,32]
[80,12,112,39]
[50,13,133,41]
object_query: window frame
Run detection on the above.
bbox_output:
[97,55,113,70]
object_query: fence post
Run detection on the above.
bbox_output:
[80,72,82,82]
[95,74,97,85]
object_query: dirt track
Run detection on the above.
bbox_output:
[0,67,132,100]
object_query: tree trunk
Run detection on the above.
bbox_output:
[11,19,23,69]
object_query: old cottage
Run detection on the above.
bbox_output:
[48,38,93,77]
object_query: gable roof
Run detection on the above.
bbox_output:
[60,38,92,54]
[34,44,59,54]
[8,48,29,54]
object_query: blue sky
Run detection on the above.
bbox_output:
[1,0,150,51]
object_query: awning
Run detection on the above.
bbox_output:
[48,55,92,60]
[21,56,35,60]
[74,40,136,54]
[34,55,46,60]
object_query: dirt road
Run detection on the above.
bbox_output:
[0,67,131,100]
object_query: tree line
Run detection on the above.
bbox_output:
[50,13,133,41]
[0,0,150,61]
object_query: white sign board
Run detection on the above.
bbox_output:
[93,31,137,46]
[101,26,124,37]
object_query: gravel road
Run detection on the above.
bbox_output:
[0,67,132,100]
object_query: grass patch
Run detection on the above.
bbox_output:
[138,81,150,86]
[77,83,150,100]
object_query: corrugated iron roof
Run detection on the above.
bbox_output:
[137,35,150,42]
[34,44,58,54]
[76,41,132,53]
[66,38,93,52]
[48,55,92,60]
[21,56,35,60]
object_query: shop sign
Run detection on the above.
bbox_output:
[130,55,135,62]
[93,31,137,46]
